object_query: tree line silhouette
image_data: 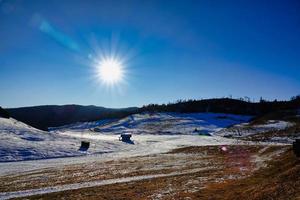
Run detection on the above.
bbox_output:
[139,95,300,116]
[2,95,300,131]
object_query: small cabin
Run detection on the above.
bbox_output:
[119,134,132,142]
[79,141,90,151]
[193,128,211,136]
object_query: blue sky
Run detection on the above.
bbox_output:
[0,0,299,108]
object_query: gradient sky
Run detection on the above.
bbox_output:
[0,0,300,108]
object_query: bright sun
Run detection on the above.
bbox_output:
[96,57,124,86]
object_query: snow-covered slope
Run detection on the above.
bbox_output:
[0,117,87,161]
[0,113,252,162]
[64,112,252,135]
[216,120,293,138]
[48,119,114,131]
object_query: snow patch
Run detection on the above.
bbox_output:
[87,112,252,135]
[0,112,252,162]
[216,120,293,138]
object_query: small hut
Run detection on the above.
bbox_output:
[79,141,90,151]
[193,128,211,136]
[119,134,132,142]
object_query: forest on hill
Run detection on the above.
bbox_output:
[140,96,300,115]
[3,95,300,131]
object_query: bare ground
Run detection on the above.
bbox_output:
[0,144,293,200]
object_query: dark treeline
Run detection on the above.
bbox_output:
[7,105,138,131]
[3,95,300,131]
[0,106,10,118]
[139,95,300,116]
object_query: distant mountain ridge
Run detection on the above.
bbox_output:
[7,105,138,131]
[5,96,300,131]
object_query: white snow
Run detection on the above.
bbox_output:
[48,119,114,131]
[0,112,294,200]
[74,112,252,135]
[216,120,293,138]
[0,117,86,162]
[0,112,252,163]
[254,120,292,130]
[269,136,295,144]
[0,134,240,176]
[0,112,252,165]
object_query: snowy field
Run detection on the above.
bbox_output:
[0,113,293,199]
[0,117,86,162]
[54,112,252,135]
[216,120,293,138]
[0,112,252,163]
[0,112,292,175]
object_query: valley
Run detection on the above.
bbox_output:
[0,108,299,199]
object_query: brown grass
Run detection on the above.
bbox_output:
[245,123,300,142]
[182,148,300,200]
[249,110,299,125]
[10,145,291,200]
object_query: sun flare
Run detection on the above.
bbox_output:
[96,57,124,86]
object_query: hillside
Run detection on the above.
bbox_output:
[0,107,9,118]
[7,105,138,131]
[0,108,298,199]
[0,112,250,162]
[0,117,88,161]
[5,97,300,131]
[216,109,300,143]
[89,112,252,135]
